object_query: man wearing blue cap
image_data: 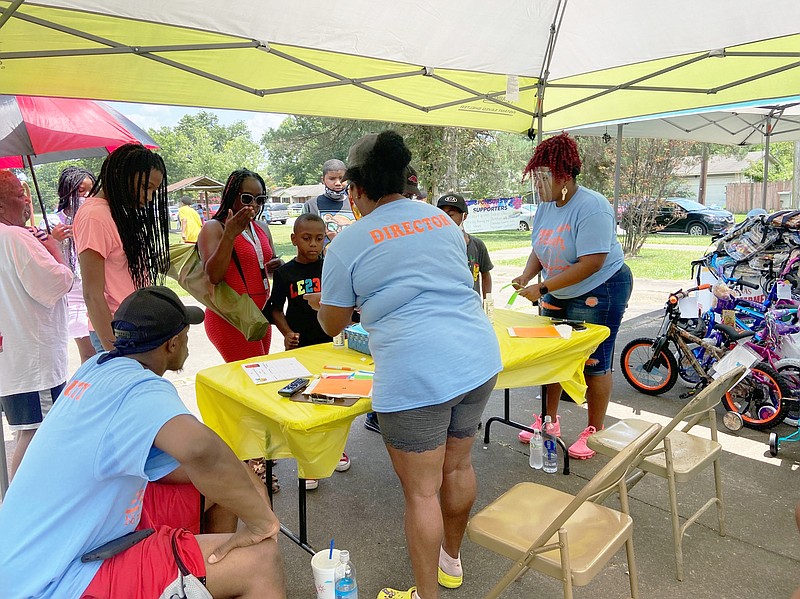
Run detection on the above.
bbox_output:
[0,286,286,599]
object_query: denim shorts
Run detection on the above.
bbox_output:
[541,263,633,376]
[1,382,65,431]
[377,375,498,453]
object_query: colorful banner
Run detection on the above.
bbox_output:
[463,197,525,233]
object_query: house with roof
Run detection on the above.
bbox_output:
[270,184,324,204]
[674,151,763,208]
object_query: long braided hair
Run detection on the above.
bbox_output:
[58,166,95,272]
[91,144,170,288]
[522,132,582,182]
[213,168,267,222]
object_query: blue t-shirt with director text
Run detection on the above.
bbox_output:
[322,199,502,413]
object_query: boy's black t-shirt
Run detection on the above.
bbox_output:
[267,258,332,347]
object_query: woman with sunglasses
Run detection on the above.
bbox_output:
[512,132,632,460]
[198,168,282,362]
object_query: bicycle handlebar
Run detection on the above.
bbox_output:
[668,284,711,304]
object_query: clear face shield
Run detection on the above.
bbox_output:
[531,167,553,203]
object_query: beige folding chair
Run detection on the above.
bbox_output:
[587,365,745,581]
[467,422,661,599]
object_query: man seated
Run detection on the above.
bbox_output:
[0,286,286,599]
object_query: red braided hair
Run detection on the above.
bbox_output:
[522,132,582,182]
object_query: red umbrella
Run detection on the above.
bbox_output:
[0,95,158,230]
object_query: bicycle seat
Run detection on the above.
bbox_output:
[713,322,755,342]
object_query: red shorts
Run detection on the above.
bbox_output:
[81,483,205,599]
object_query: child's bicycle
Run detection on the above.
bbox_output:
[620,285,791,430]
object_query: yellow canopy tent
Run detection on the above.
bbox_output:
[0,1,798,134]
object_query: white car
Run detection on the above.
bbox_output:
[518,204,537,231]
[262,203,289,224]
[288,202,304,217]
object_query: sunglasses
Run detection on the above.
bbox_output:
[239,193,267,206]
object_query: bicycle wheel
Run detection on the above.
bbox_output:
[620,337,678,395]
[722,361,790,430]
[775,358,800,427]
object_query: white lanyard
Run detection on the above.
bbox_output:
[241,223,269,288]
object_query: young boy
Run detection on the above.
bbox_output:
[266,214,349,487]
[267,214,331,350]
[437,193,494,298]
[301,159,354,247]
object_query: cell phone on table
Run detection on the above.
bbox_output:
[278,378,311,397]
[550,318,587,330]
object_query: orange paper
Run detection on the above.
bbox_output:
[508,326,563,338]
[304,378,373,398]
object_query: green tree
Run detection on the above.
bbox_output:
[149,112,270,187]
[742,141,795,181]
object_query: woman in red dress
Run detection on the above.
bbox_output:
[197,169,282,362]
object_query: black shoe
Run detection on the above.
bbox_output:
[364,412,381,433]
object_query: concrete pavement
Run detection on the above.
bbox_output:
[3,265,799,597]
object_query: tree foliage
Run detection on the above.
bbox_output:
[148,111,270,189]
[262,116,534,201]
[742,141,795,182]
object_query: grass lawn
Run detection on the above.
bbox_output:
[496,247,704,280]
[471,229,533,252]
[632,233,717,247]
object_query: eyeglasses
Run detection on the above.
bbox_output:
[239,193,267,206]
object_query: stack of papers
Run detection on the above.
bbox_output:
[303,378,373,400]
[242,358,312,385]
[507,325,573,340]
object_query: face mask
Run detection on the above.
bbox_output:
[324,185,346,201]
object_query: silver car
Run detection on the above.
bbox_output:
[517,204,537,231]
[262,202,289,224]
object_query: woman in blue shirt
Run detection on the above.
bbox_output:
[513,133,633,460]
[315,131,501,599]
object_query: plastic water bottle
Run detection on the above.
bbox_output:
[334,550,358,599]
[529,428,543,469]
[542,416,558,474]
[483,293,495,323]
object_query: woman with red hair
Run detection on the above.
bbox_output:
[513,132,632,459]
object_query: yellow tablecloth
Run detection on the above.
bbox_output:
[196,308,608,479]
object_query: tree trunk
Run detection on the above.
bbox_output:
[698,144,708,205]
[443,127,458,192]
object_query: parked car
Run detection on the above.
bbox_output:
[168,205,179,223]
[517,204,537,231]
[654,197,734,235]
[288,202,304,217]
[261,202,289,224]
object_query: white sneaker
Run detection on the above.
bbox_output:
[304,479,319,490]
[335,452,351,472]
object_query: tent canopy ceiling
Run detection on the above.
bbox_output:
[562,100,800,145]
[0,1,798,134]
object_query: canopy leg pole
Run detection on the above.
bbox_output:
[762,116,771,210]
[26,156,50,234]
[613,124,623,224]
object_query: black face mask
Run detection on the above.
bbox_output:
[324,185,346,201]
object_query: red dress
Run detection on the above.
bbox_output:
[204,225,273,362]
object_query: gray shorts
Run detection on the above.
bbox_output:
[377,375,498,453]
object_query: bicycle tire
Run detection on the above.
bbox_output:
[775,358,800,427]
[620,337,678,395]
[722,361,790,430]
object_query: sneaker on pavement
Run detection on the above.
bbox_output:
[518,414,560,443]
[335,452,351,472]
[376,586,416,599]
[568,426,598,459]
[364,412,381,433]
[438,567,463,589]
[304,478,319,490]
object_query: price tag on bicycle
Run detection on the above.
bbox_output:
[711,343,759,381]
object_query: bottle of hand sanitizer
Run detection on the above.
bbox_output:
[483,293,495,323]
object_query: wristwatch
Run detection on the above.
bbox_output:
[538,282,549,296]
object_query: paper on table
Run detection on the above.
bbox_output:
[507,325,572,339]
[241,357,312,384]
[303,377,373,399]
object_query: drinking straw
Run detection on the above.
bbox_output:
[329,539,335,559]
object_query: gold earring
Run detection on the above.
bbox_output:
[561,186,568,202]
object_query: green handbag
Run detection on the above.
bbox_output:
[167,242,269,342]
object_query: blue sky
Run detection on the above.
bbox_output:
[109,102,288,140]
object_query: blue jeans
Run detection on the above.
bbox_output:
[541,263,633,375]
